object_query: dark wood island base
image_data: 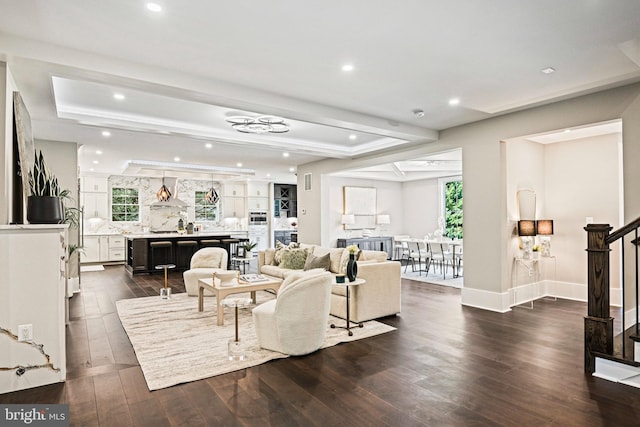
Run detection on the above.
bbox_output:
[125,233,248,275]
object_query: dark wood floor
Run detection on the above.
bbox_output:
[2,266,640,426]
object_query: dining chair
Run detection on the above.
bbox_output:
[406,239,431,275]
[429,242,454,279]
[393,235,411,260]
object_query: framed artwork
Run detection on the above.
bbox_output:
[343,186,377,229]
[13,92,35,199]
[236,246,246,258]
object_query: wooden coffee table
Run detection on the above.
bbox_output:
[198,275,283,326]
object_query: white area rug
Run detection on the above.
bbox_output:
[401,266,464,288]
[116,292,396,390]
[80,265,104,272]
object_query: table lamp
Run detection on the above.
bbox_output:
[536,219,554,257]
[342,214,355,237]
[518,220,536,260]
[376,214,390,235]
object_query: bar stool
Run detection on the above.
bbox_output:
[176,240,198,269]
[200,239,221,248]
[149,241,173,271]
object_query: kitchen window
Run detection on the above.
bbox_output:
[111,187,139,222]
[195,190,218,221]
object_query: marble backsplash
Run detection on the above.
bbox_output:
[84,175,246,234]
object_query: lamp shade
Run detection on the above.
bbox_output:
[341,214,355,225]
[377,214,390,225]
[517,220,536,236]
[537,219,554,235]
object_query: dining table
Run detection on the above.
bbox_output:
[424,239,463,278]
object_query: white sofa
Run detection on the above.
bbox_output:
[258,244,401,323]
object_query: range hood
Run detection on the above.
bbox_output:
[150,177,190,208]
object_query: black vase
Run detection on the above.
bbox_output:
[27,196,64,224]
[346,253,358,282]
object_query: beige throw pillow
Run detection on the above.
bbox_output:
[339,249,362,274]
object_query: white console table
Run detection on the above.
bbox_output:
[512,255,556,309]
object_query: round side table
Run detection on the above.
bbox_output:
[155,263,176,299]
[221,297,253,360]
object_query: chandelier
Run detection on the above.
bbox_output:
[225,115,290,134]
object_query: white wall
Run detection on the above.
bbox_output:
[299,82,640,312]
[544,134,621,287]
[326,176,403,247]
[505,134,621,303]
[401,178,440,238]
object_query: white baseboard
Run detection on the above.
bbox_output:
[461,287,511,313]
[462,280,632,315]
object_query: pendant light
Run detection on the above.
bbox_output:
[156,174,172,201]
[205,175,219,204]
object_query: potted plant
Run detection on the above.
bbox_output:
[242,241,258,258]
[26,149,68,224]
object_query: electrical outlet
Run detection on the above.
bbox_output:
[18,324,32,342]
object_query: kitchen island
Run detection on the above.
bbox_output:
[124,231,248,275]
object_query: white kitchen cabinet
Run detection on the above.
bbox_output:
[81,235,124,263]
[223,183,246,197]
[81,176,108,193]
[108,235,125,261]
[247,197,268,210]
[247,182,269,197]
[223,197,246,218]
[81,192,109,219]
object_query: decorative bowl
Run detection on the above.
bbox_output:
[214,270,238,287]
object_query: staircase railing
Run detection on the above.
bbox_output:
[584,217,640,373]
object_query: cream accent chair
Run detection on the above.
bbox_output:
[183,247,229,296]
[252,270,332,356]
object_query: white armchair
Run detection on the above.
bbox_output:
[183,247,228,296]
[252,271,332,356]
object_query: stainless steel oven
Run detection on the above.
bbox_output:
[249,211,268,225]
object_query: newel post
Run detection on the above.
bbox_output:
[584,224,614,373]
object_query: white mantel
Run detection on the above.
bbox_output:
[0,225,68,394]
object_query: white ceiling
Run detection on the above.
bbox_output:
[1,0,639,183]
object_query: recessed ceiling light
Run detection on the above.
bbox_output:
[289,167,295,172]
[146,2,162,12]
[113,93,125,101]
[92,160,99,164]
[205,143,213,149]
[237,162,243,167]
[283,152,290,157]
[101,130,111,137]
[349,134,357,140]
[541,67,556,74]
[89,168,94,172]
[564,129,572,133]
[174,157,180,162]
[448,98,460,106]
[266,173,271,177]
[96,150,103,155]
[342,64,354,72]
